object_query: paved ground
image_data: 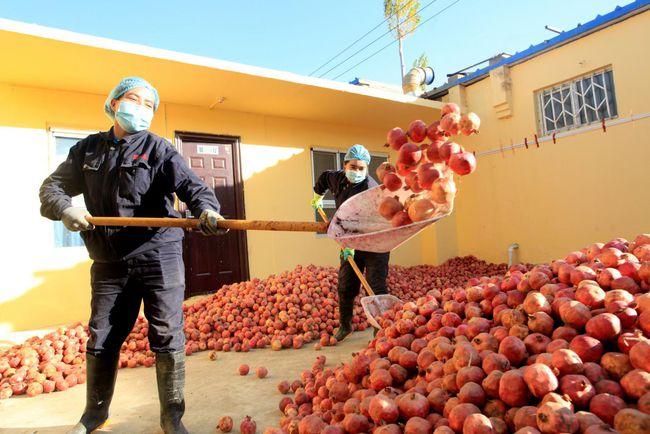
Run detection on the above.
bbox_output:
[0,330,372,434]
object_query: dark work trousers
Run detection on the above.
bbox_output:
[338,250,390,327]
[86,242,186,357]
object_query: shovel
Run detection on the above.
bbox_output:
[86,216,328,233]
[86,184,451,327]
[86,184,452,249]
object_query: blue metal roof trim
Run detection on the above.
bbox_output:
[427,0,650,97]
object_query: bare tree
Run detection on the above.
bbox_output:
[384,0,421,78]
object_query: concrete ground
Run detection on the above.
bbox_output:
[0,330,372,434]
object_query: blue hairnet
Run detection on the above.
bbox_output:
[104,76,159,118]
[344,144,371,164]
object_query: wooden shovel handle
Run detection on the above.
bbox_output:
[316,208,375,297]
[86,217,328,233]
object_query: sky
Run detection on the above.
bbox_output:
[0,0,629,88]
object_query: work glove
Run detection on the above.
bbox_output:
[61,207,94,232]
[310,193,324,210]
[340,248,355,262]
[198,209,229,236]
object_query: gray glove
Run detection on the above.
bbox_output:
[198,209,229,236]
[61,207,94,232]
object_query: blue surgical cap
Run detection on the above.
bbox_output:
[344,144,371,164]
[104,76,159,119]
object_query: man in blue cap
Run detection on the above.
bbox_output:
[40,77,226,434]
[312,144,390,341]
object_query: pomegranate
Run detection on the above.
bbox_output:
[417,163,442,189]
[387,127,408,150]
[575,411,604,432]
[523,363,558,398]
[560,301,592,329]
[439,113,461,135]
[629,339,650,371]
[459,113,481,136]
[499,336,527,366]
[620,369,650,399]
[240,416,257,434]
[398,143,423,166]
[404,416,432,434]
[441,102,461,117]
[595,379,625,398]
[614,409,650,434]
[379,197,404,220]
[408,198,437,223]
[376,162,397,181]
[218,416,234,432]
[499,369,530,407]
[426,121,443,141]
[448,403,480,432]
[536,402,579,433]
[449,152,477,176]
[408,120,428,143]
[559,374,595,408]
[383,173,403,192]
[462,413,493,433]
[391,210,412,228]
[397,392,430,418]
[589,393,625,425]
[599,352,632,380]
[514,406,538,431]
[368,394,399,424]
[342,413,370,434]
[458,382,486,407]
[569,335,604,363]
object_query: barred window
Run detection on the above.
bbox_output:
[537,69,617,135]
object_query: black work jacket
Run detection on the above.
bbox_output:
[313,170,377,209]
[40,128,220,262]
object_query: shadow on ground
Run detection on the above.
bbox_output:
[0,330,373,434]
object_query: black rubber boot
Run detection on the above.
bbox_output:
[334,323,353,341]
[156,351,189,434]
[67,353,119,434]
[334,297,354,342]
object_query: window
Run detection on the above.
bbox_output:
[311,148,388,222]
[536,69,618,136]
[50,132,90,248]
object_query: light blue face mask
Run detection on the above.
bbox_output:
[115,100,154,133]
[346,169,367,184]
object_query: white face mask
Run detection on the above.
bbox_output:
[115,100,154,133]
[346,169,367,184]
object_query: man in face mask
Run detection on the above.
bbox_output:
[39,76,226,434]
[311,144,391,341]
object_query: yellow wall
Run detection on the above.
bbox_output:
[424,11,650,265]
[0,84,425,333]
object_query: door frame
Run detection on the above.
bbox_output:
[174,131,250,283]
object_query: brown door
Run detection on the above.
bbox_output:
[176,132,249,298]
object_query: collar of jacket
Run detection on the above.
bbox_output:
[105,127,149,145]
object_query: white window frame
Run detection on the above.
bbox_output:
[536,68,618,136]
[48,128,98,249]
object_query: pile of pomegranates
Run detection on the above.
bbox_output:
[272,234,650,433]
[0,257,509,399]
[378,103,480,227]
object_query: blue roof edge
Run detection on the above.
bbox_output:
[424,0,650,99]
